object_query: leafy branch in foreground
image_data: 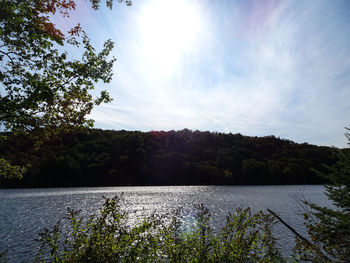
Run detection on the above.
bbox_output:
[295,128,350,262]
[0,0,116,132]
[35,195,286,263]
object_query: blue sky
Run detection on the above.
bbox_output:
[58,0,350,148]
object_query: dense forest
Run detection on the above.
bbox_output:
[0,128,340,187]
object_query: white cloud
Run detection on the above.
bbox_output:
[89,0,350,148]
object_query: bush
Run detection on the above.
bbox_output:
[35,195,287,263]
[296,144,350,262]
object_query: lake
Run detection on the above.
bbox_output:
[0,185,330,262]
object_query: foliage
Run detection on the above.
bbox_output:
[35,195,286,263]
[0,129,338,187]
[0,158,25,183]
[295,128,350,262]
[0,0,130,183]
[0,250,7,263]
[0,0,116,132]
[90,0,132,9]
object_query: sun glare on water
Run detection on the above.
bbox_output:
[137,0,202,75]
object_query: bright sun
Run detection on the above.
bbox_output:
[137,0,201,74]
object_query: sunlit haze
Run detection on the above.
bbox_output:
[137,0,201,74]
[57,0,350,148]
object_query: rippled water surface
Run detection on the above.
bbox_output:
[0,185,330,262]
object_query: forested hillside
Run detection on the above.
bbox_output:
[0,129,339,187]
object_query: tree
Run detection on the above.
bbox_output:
[0,0,130,182]
[242,158,267,184]
[298,128,350,262]
[0,0,117,132]
[0,158,26,183]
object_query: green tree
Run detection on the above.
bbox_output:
[242,158,267,184]
[0,0,129,182]
[297,128,350,262]
[0,0,117,132]
[0,158,25,183]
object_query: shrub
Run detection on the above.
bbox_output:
[35,195,287,263]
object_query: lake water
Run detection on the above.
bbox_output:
[0,185,330,262]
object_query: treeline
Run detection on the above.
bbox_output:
[0,128,339,187]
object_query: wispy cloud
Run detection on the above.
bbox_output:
[84,0,350,148]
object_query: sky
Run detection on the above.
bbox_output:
[56,0,350,148]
